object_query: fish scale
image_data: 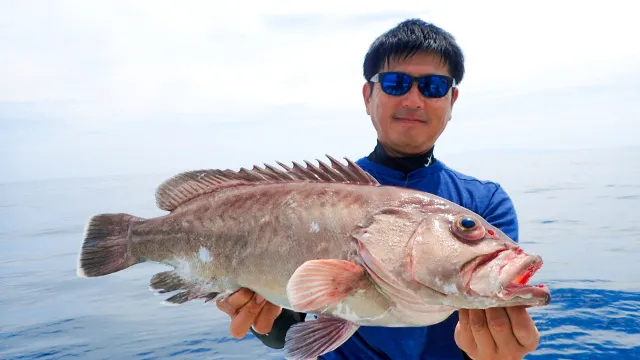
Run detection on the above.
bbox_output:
[76,155,551,360]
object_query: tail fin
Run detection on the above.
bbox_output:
[77,213,144,278]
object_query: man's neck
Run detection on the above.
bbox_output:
[366,141,435,175]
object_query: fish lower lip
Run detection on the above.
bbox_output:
[500,284,551,305]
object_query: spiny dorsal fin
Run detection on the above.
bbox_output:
[155,155,379,211]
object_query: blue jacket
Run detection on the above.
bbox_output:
[319,156,520,360]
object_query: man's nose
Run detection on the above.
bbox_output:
[400,83,423,108]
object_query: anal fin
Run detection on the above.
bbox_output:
[150,271,187,293]
[284,316,359,360]
[150,270,221,305]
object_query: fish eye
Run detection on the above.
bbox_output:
[459,217,476,230]
[452,215,485,241]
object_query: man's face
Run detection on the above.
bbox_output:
[363,51,459,156]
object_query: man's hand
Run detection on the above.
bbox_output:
[454,306,540,360]
[216,288,283,338]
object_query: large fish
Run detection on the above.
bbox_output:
[76,155,550,360]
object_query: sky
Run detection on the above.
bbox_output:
[1,0,639,182]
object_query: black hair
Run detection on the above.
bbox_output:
[363,18,465,85]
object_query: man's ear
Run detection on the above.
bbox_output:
[447,87,459,122]
[451,87,459,106]
[362,82,372,115]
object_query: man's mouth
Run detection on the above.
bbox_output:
[393,116,426,123]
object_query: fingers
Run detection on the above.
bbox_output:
[216,288,253,316]
[252,302,283,334]
[229,292,268,338]
[485,307,519,352]
[468,309,497,352]
[506,306,540,350]
[456,307,541,359]
[454,309,477,355]
[215,288,282,339]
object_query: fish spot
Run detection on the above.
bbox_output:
[443,283,459,295]
[199,247,213,262]
[309,221,320,233]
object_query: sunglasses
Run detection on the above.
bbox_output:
[370,72,456,98]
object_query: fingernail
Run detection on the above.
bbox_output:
[255,295,265,304]
[251,324,269,335]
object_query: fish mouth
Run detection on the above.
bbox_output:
[496,250,550,305]
[466,248,551,306]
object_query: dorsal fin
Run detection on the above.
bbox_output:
[155,155,379,211]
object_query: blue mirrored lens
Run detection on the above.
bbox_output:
[419,75,450,98]
[379,73,412,95]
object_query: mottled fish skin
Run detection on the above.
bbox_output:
[76,155,551,359]
[134,183,367,294]
[129,181,444,323]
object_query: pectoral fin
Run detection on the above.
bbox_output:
[286,259,371,313]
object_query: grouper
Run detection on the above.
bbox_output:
[76,155,551,360]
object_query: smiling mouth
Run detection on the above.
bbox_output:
[393,116,426,123]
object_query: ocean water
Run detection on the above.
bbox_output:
[1,147,639,359]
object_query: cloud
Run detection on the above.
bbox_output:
[1,0,639,182]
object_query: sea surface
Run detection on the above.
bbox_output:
[1,147,639,359]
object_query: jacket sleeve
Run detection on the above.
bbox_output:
[250,309,307,349]
[481,184,519,242]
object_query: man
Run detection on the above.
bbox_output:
[216,19,541,359]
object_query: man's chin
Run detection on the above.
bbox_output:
[384,139,435,157]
